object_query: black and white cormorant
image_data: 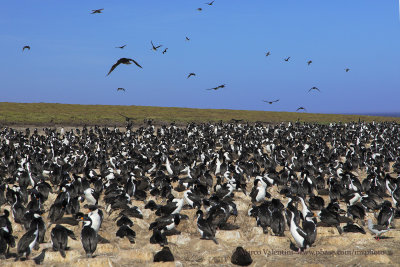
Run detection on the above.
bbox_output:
[80,216,98,258]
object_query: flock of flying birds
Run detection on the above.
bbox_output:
[21,3,351,113]
[262,52,351,112]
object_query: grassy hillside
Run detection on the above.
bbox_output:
[1,102,399,126]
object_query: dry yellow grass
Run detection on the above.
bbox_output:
[0,102,399,126]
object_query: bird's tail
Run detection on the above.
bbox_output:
[212,237,219,245]
[59,248,66,258]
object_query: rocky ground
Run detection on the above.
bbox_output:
[1,126,399,267]
[2,173,399,267]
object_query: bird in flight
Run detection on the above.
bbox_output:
[187,73,196,79]
[308,87,320,92]
[116,45,126,49]
[117,88,126,92]
[162,48,168,54]
[296,107,306,111]
[284,57,291,62]
[345,68,350,72]
[119,113,136,122]
[263,99,279,104]
[307,60,312,65]
[186,36,190,41]
[197,8,203,11]
[91,9,103,14]
[265,51,271,57]
[151,41,162,51]
[107,58,142,76]
[22,46,30,52]
[207,84,226,90]
[205,1,215,5]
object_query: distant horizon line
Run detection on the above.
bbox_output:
[1,102,399,117]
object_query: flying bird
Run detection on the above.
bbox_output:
[116,45,126,49]
[119,113,136,122]
[197,8,203,11]
[345,68,350,72]
[162,48,168,54]
[263,99,279,104]
[187,73,196,79]
[207,84,226,90]
[265,51,271,57]
[117,88,126,92]
[205,1,215,5]
[91,9,103,14]
[308,87,320,92]
[296,107,306,111]
[151,41,162,51]
[307,60,312,65]
[186,37,190,41]
[284,57,291,62]
[107,58,142,76]
[22,46,30,52]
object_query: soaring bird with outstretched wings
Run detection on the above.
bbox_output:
[107,58,142,76]
[308,87,320,92]
[207,84,226,90]
[116,45,126,49]
[23,46,30,52]
[263,99,279,104]
[296,107,306,111]
[117,88,126,92]
[119,113,136,122]
[284,57,291,62]
[187,73,196,79]
[151,41,162,51]
[91,9,103,14]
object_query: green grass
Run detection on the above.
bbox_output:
[0,102,399,126]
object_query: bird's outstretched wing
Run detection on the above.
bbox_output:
[130,59,142,68]
[119,113,135,121]
[107,62,121,76]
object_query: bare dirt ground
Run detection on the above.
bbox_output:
[1,126,399,267]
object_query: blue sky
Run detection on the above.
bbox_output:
[1,0,399,114]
